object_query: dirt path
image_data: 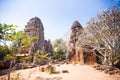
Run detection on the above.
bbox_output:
[0,64,120,80]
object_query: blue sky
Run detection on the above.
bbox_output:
[0,0,119,41]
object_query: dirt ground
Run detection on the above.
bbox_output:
[0,64,120,80]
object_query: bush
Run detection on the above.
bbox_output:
[52,51,66,60]
[46,65,55,74]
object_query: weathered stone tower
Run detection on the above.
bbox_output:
[66,21,96,65]
[66,21,83,60]
[24,17,45,54]
[24,17,53,55]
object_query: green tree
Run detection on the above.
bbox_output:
[0,23,18,80]
[0,23,43,79]
[0,23,17,68]
[52,38,66,51]
[0,23,38,80]
[52,39,66,60]
[0,23,17,46]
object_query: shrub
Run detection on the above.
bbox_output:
[46,65,55,74]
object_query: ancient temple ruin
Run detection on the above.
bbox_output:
[24,17,53,56]
[24,17,44,53]
[66,21,96,65]
[42,39,53,56]
[66,21,83,60]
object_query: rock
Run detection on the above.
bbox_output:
[93,63,100,68]
[62,70,69,73]
[39,67,45,72]
[108,71,114,75]
[104,69,109,73]
[93,65,97,68]
[96,66,101,70]
[100,65,107,70]
[113,69,119,74]
[106,66,114,71]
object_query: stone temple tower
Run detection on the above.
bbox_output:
[66,20,83,61]
[24,17,45,54]
[66,21,96,65]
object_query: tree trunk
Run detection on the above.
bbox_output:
[109,54,114,66]
[8,60,13,80]
[103,52,108,65]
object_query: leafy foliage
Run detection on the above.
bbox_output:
[52,49,65,60]
[0,23,17,67]
[0,46,10,60]
[52,39,66,60]
[18,34,38,51]
[0,23,17,46]
[0,23,38,68]
[34,51,48,65]
[52,38,66,49]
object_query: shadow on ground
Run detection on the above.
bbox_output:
[35,77,62,80]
